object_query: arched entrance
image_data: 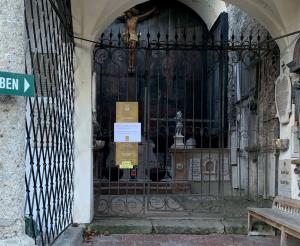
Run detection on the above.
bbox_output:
[74,0,300,224]
[9,0,299,244]
[91,0,280,217]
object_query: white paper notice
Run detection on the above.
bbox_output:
[114,123,141,142]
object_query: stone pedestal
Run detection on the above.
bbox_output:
[0,0,34,244]
[169,148,231,194]
[169,149,191,193]
[171,135,185,149]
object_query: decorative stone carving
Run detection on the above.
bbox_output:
[188,150,230,182]
[272,139,289,151]
[186,138,196,149]
[274,66,292,125]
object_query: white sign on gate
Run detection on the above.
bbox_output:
[114,123,141,142]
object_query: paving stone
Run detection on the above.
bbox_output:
[83,234,300,246]
[151,219,225,234]
[52,226,83,246]
[0,235,34,246]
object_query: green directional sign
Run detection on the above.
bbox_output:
[0,71,35,97]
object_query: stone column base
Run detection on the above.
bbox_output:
[0,235,34,246]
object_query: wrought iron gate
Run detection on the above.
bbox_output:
[93,2,279,218]
[24,0,74,244]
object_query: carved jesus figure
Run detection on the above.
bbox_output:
[120,7,157,74]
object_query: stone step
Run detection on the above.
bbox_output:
[87,218,248,235]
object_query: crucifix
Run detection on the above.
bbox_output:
[120,7,158,74]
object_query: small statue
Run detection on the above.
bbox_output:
[174,111,183,137]
[119,7,158,74]
[171,111,185,148]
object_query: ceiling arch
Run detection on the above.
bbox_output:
[72,0,226,42]
[71,0,300,53]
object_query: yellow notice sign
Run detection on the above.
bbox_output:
[115,102,139,167]
[116,102,138,122]
[115,142,138,166]
[120,161,133,169]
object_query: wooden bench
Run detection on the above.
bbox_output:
[248,196,300,246]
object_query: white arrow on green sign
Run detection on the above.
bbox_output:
[0,71,35,97]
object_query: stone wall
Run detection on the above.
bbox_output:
[0,0,34,245]
[227,4,280,199]
[227,4,268,41]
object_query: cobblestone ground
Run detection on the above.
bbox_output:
[83,234,300,246]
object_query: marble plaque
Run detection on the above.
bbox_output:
[278,159,291,197]
[188,155,230,181]
[275,74,291,124]
[189,158,202,181]
[291,125,299,158]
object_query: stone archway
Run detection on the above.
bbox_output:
[71,0,300,223]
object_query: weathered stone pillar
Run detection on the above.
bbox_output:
[0,0,34,245]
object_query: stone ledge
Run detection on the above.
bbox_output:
[89,219,152,234]
[222,219,248,235]
[52,226,83,246]
[89,218,251,236]
[151,219,225,234]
